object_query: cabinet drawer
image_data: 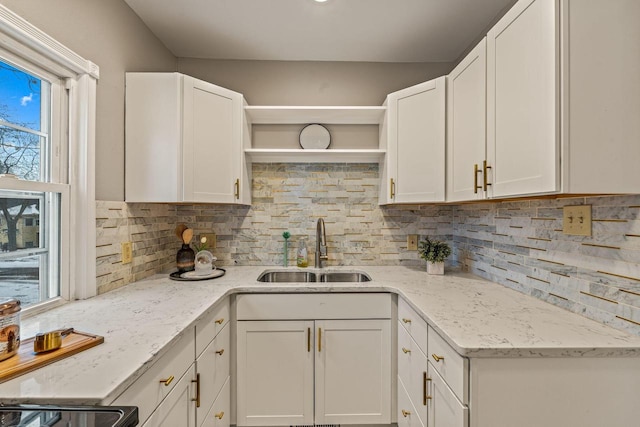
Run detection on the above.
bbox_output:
[397,323,429,426]
[196,297,230,357]
[113,328,195,424]
[398,297,429,355]
[397,376,425,427]
[200,376,230,427]
[196,322,230,426]
[141,364,197,427]
[236,293,391,320]
[427,326,468,404]
[428,363,468,427]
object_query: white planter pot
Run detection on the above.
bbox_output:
[427,261,444,275]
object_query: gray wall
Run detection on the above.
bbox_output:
[2,1,454,199]
[1,0,177,201]
[178,58,453,105]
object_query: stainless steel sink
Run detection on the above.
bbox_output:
[257,271,317,282]
[319,272,372,282]
[257,270,372,283]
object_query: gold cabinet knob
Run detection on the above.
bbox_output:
[215,349,225,356]
[402,347,411,354]
[215,411,225,420]
[401,409,411,417]
[159,375,174,386]
[432,353,444,362]
[215,318,224,324]
[402,318,412,324]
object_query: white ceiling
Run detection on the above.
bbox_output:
[124,0,514,63]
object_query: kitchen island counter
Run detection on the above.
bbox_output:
[1,265,639,404]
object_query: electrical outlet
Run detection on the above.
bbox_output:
[121,242,133,264]
[200,233,217,249]
[563,205,592,236]
[407,234,418,251]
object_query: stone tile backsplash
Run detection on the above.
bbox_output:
[95,164,640,335]
[176,164,453,267]
[96,201,176,294]
[453,195,640,336]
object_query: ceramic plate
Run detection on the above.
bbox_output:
[299,124,331,149]
[169,268,226,281]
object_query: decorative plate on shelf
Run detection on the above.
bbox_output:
[299,124,331,149]
[169,268,226,281]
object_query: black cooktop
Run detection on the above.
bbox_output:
[0,405,138,427]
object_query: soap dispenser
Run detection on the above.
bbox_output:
[296,237,308,268]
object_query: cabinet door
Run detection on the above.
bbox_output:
[200,377,230,427]
[487,0,558,198]
[398,321,429,426]
[196,322,230,427]
[385,77,446,203]
[183,76,244,203]
[446,38,487,202]
[236,320,314,426]
[427,363,468,427]
[142,365,197,427]
[315,319,391,425]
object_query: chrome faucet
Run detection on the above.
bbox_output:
[315,218,328,268]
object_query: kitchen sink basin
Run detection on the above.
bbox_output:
[319,272,372,282]
[257,270,372,283]
[257,271,317,282]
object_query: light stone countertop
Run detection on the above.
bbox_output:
[1,265,639,405]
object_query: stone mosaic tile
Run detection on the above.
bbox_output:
[454,195,640,336]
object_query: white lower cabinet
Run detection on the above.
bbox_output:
[142,365,197,427]
[235,293,392,426]
[196,322,230,427]
[112,298,231,427]
[236,320,315,426]
[398,297,469,427]
[201,377,231,427]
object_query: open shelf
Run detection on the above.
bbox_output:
[244,148,386,163]
[245,106,386,125]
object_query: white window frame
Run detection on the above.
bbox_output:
[0,5,99,315]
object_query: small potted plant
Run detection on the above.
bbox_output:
[418,237,451,275]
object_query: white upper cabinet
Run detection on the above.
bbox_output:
[446,38,487,202]
[125,73,251,204]
[380,76,446,204]
[486,0,558,198]
[480,0,640,199]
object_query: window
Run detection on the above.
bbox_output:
[0,3,99,314]
[0,57,65,308]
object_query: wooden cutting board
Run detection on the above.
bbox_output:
[0,330,104,383]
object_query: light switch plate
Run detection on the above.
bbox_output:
[200,233,217,249]
[563,205,592,236]
[121,242,133,264]
[407,235,418,251]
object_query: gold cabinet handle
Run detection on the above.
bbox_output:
[191,373,201,407]
[474,163,483,194]
[390,178,395,199]
[401,409,411,418]
[432,353,444,362]
[234,179,240,199]
[318,327,322,352]
[483,160,492,191]
[215,318,224,325]
[215,349,225,356]
[307,327,311,352]
[402,347,411,354]
[215,411,225,420]
[402,318,411,324]
[423,371,432,405]
[159,375,174,386]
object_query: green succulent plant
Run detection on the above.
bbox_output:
[418,237,451,263]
